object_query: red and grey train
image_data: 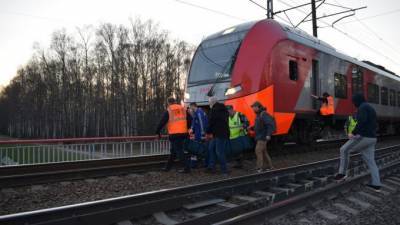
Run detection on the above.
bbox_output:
[184,19,400,143]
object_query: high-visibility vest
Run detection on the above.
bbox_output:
[167,104,188,134]
[320,96,334,116]
[229,112,246,139]
[347,116,357,134]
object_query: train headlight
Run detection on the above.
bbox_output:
[184,92,190,99]
[225,85,242,96]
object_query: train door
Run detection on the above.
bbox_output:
[311,59,319,110]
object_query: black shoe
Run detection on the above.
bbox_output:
[366,184,381,192]
[334,173,347,182]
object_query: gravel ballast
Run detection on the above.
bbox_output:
[1,139,399,215]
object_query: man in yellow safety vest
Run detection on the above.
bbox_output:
[226,105,249,169]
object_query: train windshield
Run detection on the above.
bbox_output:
[188,30,247,84]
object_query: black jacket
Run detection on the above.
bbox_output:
[352,94,377,138]
[155,110,192,140]
[206,102,229,139]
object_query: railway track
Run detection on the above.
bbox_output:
[0,136,396,188]
[0,137,353,188]
[1,144,399,225]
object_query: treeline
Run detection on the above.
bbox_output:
[0,18,193,138]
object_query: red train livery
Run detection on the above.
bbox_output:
[184,19,400,143]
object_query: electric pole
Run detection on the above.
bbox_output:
[311,0,318,37]
[250,0,365,38]
[267,0,274,19]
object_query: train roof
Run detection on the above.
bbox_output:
[203,19,400,82]
[279,21,400,82]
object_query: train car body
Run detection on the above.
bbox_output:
[184,19,400,143]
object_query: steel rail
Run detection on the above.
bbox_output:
[0,137,355,187]
[215,159,400,225]
[0,144,399,225]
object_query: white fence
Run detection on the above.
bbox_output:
[0,137,170,167]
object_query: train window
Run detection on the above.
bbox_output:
[398,92,400,107]
[381,87,388,105]
[367,83,379,104]
[389,89,396,106]
[334,73,347,99]
[289,60,298,81]
[352,67,363,95]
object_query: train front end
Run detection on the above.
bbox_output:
[184,20,291,134]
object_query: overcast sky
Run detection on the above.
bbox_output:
[1,0,400,87]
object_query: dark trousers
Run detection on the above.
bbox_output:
[166,136,190,171]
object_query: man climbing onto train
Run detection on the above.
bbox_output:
[334,93,381,192]
[156,97,191,173]
[250,101,275,173]
[311,92,335,136]
[226,105,249,169]
[188,102,208,167]
[205,96,230,175]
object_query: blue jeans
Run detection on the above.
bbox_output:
[208,138,228,173]
[339,137,381,186]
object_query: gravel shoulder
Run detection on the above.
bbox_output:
[1,139,399,215]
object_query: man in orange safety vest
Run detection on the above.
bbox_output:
[156,97,192,173]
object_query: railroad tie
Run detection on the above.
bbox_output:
[232,195,259,202]
[333,203,359,215]
[183,198,225,210]
[116,220,134,225]
[378,189,391,196]
[316,210,338,220]
[217,201,239,208]
[153,212,178,225]
[298,218,313,225]
[389,177,400,182]
[299,180,314,191]
[357,191,382,202]
[253,191,276,202]
[381,183,397,192]
[189,212,208,218]
[386,179,400,187]
[270,187,291,196]
[346,197,372,209]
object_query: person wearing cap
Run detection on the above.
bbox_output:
[226,105,249,169]
[250,101,276,173]
[205,96,230,175]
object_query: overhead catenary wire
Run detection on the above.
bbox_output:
[276,0,400,66]
[173,0,247,22]
[330,0,400,59]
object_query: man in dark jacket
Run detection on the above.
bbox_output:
[334,93,381,191]
[206,96,229,174]
[156,97,192,173]
[251,101,275,172]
